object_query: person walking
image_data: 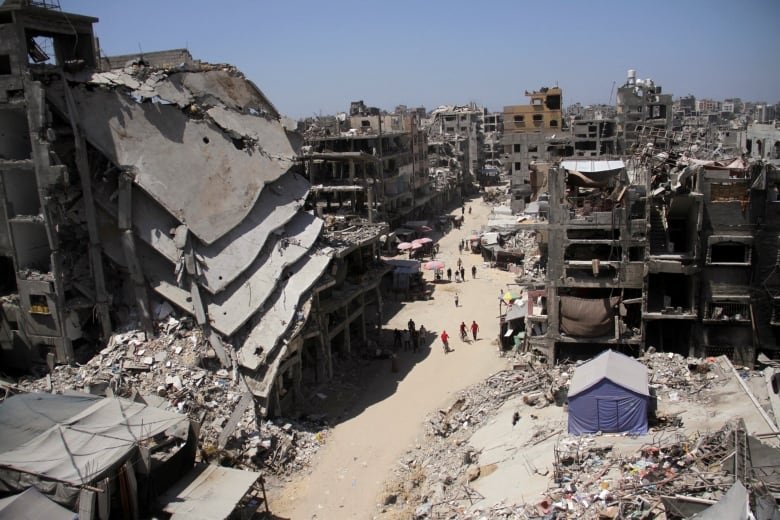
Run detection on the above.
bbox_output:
[460,266,465,281]
[454,293,459,307]
[457,257,463,270]
[393,328,402,350]
[458,242,463,254]
[459,321,468,341]
[471,320,479,341]
[471,265,477,279]
[446,267,452,281]
[441,330,450,353]
[468,206,472,214]
[404,330,412,351]
[408,318,416,336]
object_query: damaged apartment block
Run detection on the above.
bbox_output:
[0,0,336,418]
[529,160,647,362]
[297,103,438,385]
[528,138,776,365]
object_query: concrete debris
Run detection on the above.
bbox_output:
[379,351,780,519]
[12,314,328,477]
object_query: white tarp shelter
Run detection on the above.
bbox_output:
[0,393,189,491]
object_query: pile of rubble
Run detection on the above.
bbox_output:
[12,314,328,477]
[510,419,768,519]
[377,361,570,518]
[377,351,753,519]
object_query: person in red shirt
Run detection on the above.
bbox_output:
[441,330,450,353]
[470,320,479,341]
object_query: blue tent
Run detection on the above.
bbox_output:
[567,350,649,435]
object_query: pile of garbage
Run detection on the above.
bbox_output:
[12,315,328,477]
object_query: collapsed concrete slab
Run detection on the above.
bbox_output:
[47,84,295,244]
[93,170,310,293]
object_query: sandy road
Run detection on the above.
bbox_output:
[268,196,515,519]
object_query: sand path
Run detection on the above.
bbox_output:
[269,195,515,519]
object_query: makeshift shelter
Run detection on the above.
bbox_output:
[567,350,649,435]
[0,393,195,512]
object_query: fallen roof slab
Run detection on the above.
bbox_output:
[94,171,310,293]
[239,252,331,370]
[49,86,294,244]
[151,212,323,336]
[175,70,278,117]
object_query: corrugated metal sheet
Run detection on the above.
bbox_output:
[162,464,260,520]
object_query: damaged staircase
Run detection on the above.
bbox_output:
[649,206,668,254]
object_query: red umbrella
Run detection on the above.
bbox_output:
[423,260,445,271]
[397,242,413,251]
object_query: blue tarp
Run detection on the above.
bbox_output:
[568,380,648,435]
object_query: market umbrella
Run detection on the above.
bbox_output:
[423,260,445,271]
[414,237,433,244]
[417,225,433,233]
[397,242,413,251]
[411,242,424,249]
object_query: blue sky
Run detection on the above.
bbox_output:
[61,0,780,118]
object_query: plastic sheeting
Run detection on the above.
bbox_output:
[560,296,620,338]
[0,486,75,520]
[0,394,189,486]
[568,379,648,435]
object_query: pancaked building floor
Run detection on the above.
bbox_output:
[0,1,392,515]
[0,8,343,417]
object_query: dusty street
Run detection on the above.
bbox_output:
[268,196,516,518]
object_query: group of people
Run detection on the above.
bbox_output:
[393,318,425,353]
[446,258,477,284]
[440,320,479,353]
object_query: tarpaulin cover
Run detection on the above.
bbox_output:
[0,486,75,520]
[0,394,189,487]
[560,296,620,337]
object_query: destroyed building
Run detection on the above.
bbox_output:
[502,87,568,214]
[425,104,484,192]
[527,159,646,362]
[301,103,432,230]
[523,141,777,365]
[0,0,341,418]
[616,68,673,153]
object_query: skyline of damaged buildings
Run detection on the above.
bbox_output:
[1,1,780,415]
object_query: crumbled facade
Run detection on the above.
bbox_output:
[425,104,484,192]
[615,69,673,153]
[0,0,334,419]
